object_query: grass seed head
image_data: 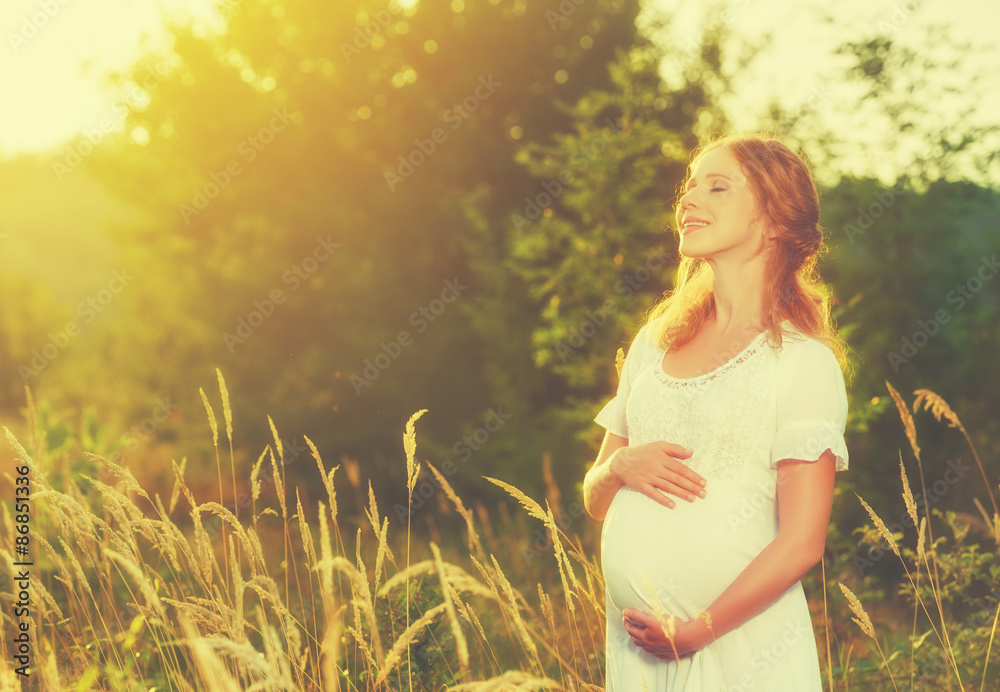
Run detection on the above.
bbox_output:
[483,476,547,523]
[899,452,918,528]
[838,581,875,639]
[404,409,428,495]
[857,493,901,559]
[917,516,927,563]
[251,447,268,503]
[886,381,920,460]
[913,388,963,431]
[215,367,233,441]
[169,457,187,515]
[199,387,219,448]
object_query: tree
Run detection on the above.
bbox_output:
[65,0,648,505]
[458,12,761,496]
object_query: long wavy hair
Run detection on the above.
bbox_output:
[644,132,849,372]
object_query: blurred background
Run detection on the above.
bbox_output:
[1,0,998,545]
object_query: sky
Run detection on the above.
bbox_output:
[1,0,998,180]
[642,0,1000,184]
[0,0,214,156]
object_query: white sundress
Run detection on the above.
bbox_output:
[594,317,849,691]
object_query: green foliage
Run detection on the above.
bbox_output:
[373,572,460,691]
[0,17,999,689]
[823,174,1000,509]
[5,380,1000,690]
[44,0,657,504]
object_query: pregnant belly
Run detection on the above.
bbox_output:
[601,483,775,618]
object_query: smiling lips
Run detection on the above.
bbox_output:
[681,216,710,234]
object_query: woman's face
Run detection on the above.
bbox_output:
[675,147,765,262]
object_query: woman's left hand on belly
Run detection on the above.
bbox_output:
[621,607,712,660]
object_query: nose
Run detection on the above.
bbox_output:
[677,188,697,218]
[679,186,698,209]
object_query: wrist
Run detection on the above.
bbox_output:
[684,611,716,649]
[608,447,628,483]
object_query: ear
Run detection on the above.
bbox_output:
[749,214,773,244]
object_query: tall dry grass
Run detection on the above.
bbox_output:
[831,382,1000,691]
[0,375,997,690]
[0,377,605,690]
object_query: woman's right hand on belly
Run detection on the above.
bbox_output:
[610,442,707,509]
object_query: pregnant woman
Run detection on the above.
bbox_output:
[584,133,849,690]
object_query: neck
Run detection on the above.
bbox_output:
[706,254,767,334]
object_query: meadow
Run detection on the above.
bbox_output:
[1,0,998,689]
[1,371,997,691]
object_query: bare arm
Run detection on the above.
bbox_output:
[623,449,836,655]
[584,431,705,522]
[694,451,836,640]
[583,431,628,521]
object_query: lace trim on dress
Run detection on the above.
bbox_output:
[652,329,771,387]
[626,330,774,483]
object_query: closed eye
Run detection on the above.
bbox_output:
[711,187,725,192]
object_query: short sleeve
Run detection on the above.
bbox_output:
[594,323,653,440]
[771,339,849,471]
